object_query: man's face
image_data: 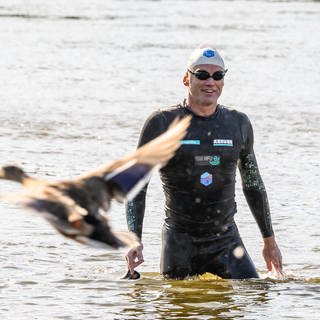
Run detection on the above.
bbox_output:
[183,64,225,107]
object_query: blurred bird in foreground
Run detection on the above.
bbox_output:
[0,116,190,249]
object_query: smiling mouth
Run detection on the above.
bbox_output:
[202,89,215,93]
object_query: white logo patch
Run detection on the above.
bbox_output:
[213,139,233,147]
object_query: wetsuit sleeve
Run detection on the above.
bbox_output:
[125,111,167,239]
[238,115,274,238]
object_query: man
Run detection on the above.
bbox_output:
[125,45,283,279]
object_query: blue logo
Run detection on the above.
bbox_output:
[181,140,200,145]
[203,49,215,58]
[200,172,213,186]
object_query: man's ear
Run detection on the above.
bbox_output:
[183,72,189,87]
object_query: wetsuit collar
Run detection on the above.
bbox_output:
[181,99,220,120]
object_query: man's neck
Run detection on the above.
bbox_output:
[185,99,218,117]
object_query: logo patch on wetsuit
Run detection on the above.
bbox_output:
[200,172,213,186]
[213,139,233,147]
[209,155,220,166]
[195,155,220,166]
[181,140,200,145]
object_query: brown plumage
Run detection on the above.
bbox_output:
[0,116,191,249]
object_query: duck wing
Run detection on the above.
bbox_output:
[0,186,90,233]
[0,188,138,248]
[78,116,191,200]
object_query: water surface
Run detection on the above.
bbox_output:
[0,1,319,319]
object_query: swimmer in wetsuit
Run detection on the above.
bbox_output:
[125,45,283,279]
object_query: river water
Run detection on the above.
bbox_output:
[0,0,319,319]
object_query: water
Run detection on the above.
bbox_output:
[0,0,319,319]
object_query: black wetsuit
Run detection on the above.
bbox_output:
[126,103,273,279]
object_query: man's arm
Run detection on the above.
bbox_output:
[239,152,273,238]
[238,115,283,274]
[125,187,146,274]
[126,186,147,239]
[124,111,167,274]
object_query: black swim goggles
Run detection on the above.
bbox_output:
[188,69,228,81]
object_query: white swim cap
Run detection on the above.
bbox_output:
[187,46,225,70]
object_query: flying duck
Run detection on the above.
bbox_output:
[0,116,191,249]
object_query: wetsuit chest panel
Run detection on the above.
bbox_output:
[162,113,242,194]
[155,106,247,226]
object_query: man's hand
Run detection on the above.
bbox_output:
[263,235,283,275]
[125,242,144,274]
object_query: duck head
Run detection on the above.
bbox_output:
[0,165,29,183]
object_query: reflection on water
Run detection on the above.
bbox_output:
[119,273,320,320]
[120,273,272,320]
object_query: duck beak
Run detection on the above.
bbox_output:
[0,168,4,179]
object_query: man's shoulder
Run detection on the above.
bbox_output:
[158,103,185,115]
[146,103,186,123]
[219,105,250,122]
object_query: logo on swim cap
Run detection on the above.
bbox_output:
[187,47,225,69]
[202,49,215,58]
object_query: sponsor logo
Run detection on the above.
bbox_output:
[213,139,233,147]
[200,172,213,186]
[203,49,215,58]
[209,155,220,166]
[195,155,220,166]
[181,140,200,145]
